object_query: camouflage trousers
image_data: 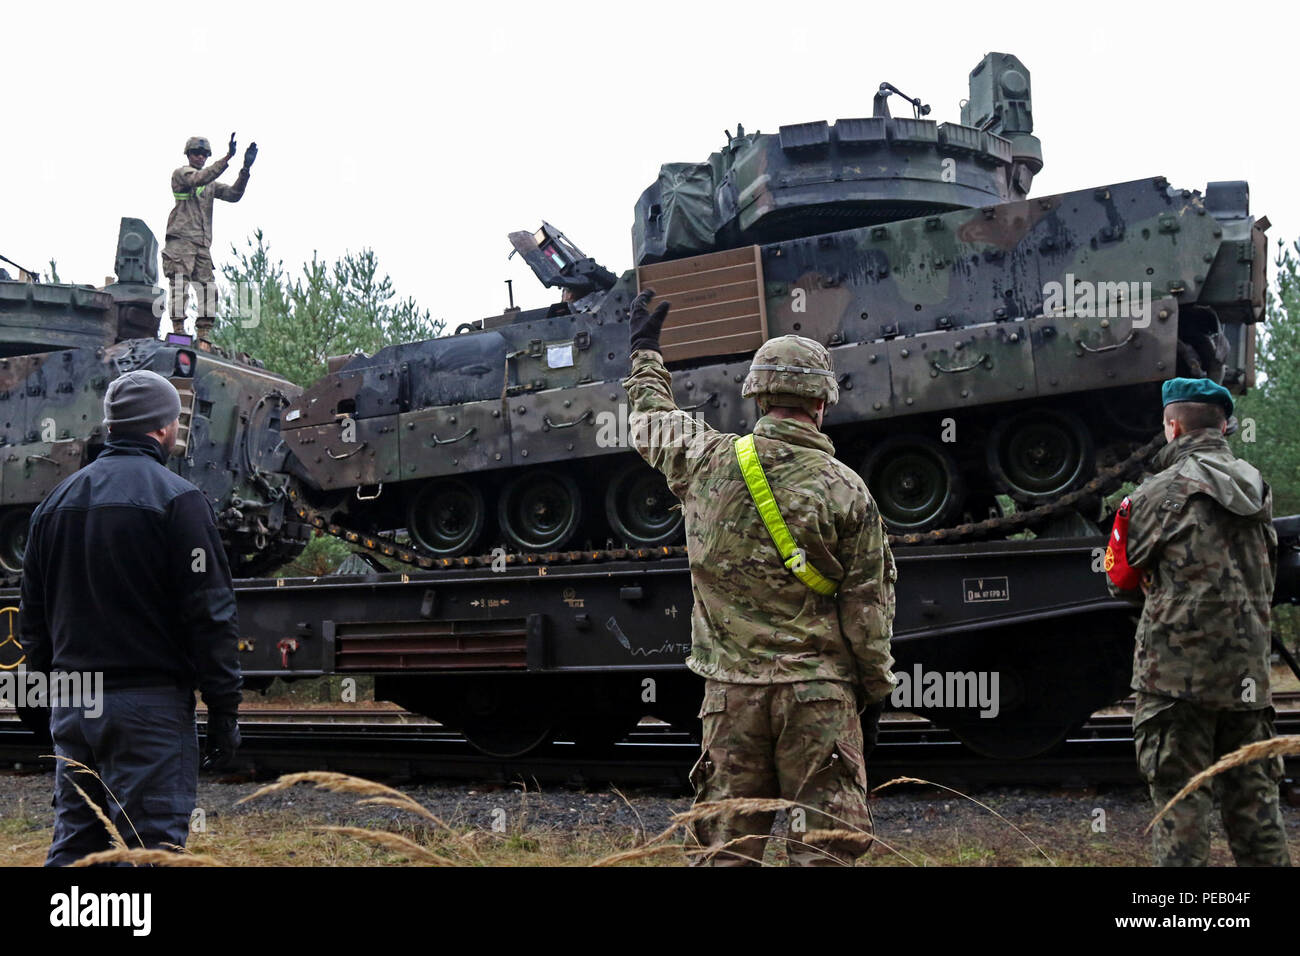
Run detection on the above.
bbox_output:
[162,238,217,338]
[1134,692,1291,867]
[686,679,873,867]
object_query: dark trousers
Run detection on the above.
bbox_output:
[46,686,199,867]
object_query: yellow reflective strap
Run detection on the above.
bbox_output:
[173,191,191,200]
[173,186,204,201]
[733,434,838,596]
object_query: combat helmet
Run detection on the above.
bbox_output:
[741,334,839,408]
[183,136,212,156]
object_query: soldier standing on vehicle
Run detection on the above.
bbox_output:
[164,133,257,348]
[20,370,243,865]
[621,290,897,866]
[1106,377,1290,866]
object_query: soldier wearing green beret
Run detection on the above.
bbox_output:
[1105,377,1290,866]
[621,290,897,866]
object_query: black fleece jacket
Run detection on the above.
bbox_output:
[19,433,241,714]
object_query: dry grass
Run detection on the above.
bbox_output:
[238,771,482,864]
[15,759,1293,866]
[38,772,1075,867]
[596,794,886,867]
[1148,735,1300,832]
[68,848,221,867]
[237,771,449,828]
[313,826,458,865]
[875,776,1054,864]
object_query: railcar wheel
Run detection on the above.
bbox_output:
[457,680,554,758]
[498,470,582,551]
[987,409,1093,502]
[946,718,1072,760]
[860,436,965,532]
[1095,384,1162,440]
[461,719,554,759]
[0,508,32,576]
[559,715,643,754]
[604,462,683,548]
[408,479,486,557]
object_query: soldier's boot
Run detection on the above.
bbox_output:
[194,321,214,351]
[168,273,189,336]
[194,296,215,351]
[1214,709,1292,866]
[774,682,874,867]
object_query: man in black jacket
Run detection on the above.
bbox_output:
[21,369,242,865]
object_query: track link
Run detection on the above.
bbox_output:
[289,433,1165,572]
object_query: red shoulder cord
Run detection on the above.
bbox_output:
[1105,496,1142,591]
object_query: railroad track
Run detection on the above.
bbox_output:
[3,708,1297,789]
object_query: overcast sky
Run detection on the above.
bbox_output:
[5,1,1299,330]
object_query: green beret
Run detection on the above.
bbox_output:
[1161,377,1233,416]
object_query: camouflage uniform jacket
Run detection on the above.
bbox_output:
[166,157,249,246]
[622,349,897,700]
[1108,430,1276,710]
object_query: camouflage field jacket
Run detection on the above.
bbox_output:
[166,157,249,247]
[622,349,897,701]
[1109,430,1276,710]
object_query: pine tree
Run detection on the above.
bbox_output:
[209,230,445,385]
[1233,237,1300,651]
[1234,238,1300,514]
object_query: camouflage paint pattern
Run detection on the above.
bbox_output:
[281,177,1263,535]
[687,679,873,866]
[633,53,1041,265]
[622,348,896,698]
[0,218,304,577]
[1135,693,1290,867]
[1108,430,1276,709]
[263,53,1262,547]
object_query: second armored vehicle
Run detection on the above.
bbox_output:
[0,218,308,578]
[281,52,1265,560]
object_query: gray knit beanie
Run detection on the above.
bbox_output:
[103,370,182,434]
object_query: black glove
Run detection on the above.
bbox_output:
[860,697,886,760]
[226,132,237,160]
[629,289,671,354]
[202,711,241,771]
[242,142,258,171]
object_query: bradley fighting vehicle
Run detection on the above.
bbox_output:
[0,218,308,579]
[281,51,1265,561]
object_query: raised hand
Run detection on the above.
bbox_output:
[629,288,671,354]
